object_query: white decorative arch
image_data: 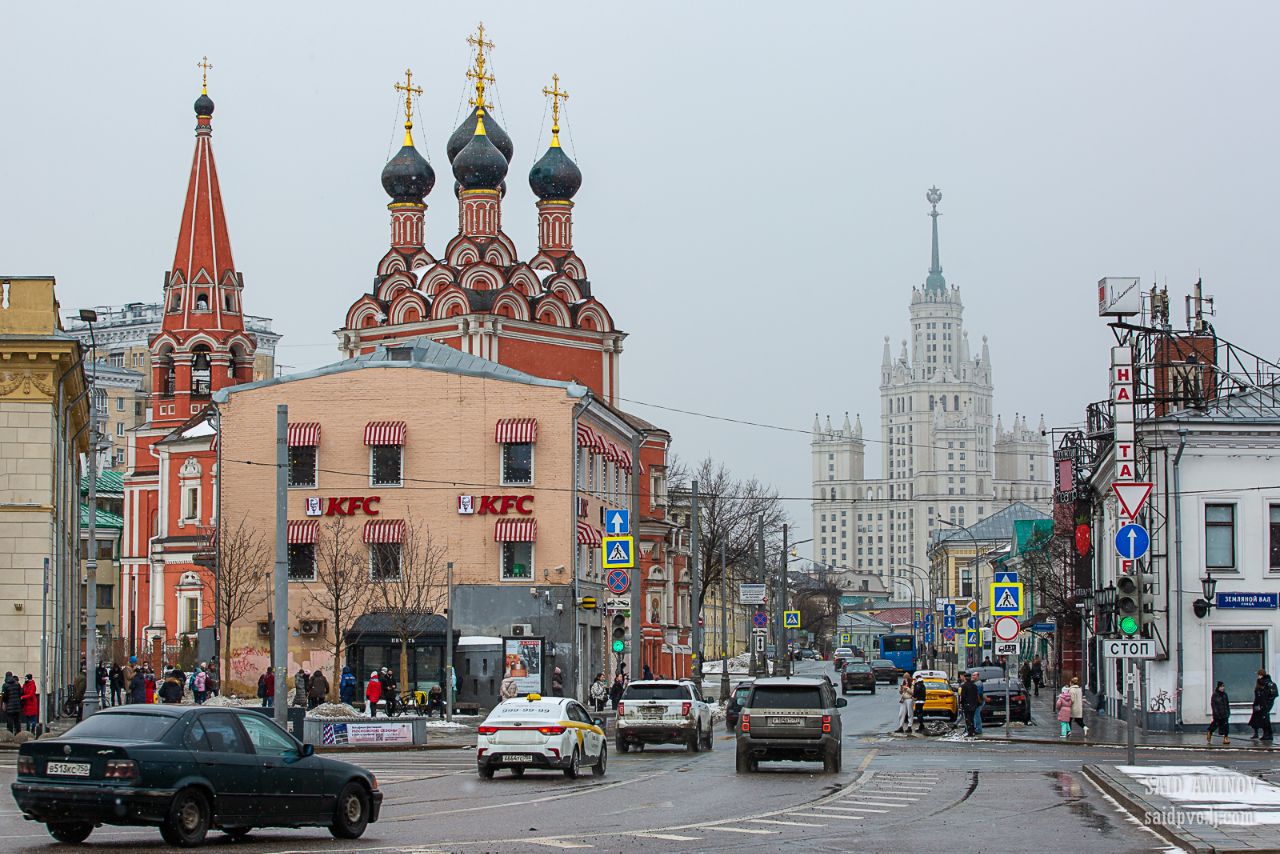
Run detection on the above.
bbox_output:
[431,289,471,320]
[533,297,571,327]
[389,291,429,325]
[460,263,503,292]
[492,292,530,322]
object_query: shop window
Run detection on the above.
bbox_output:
[288,543,316,581]
[289,445,317,488]
[1270,505,1280,571]
[370,543,401,581]
[502,442,533,485]
[1212,630,1264,704]
[1205,503,1236,569]
[502,541,532,580]
[371,445,403,487]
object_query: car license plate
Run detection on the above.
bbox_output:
[770,717,803,726]
[505,754,534,763]
[46,761,90,777]
[641,707,663,718]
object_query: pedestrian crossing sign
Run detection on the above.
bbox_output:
[783,611,801,629]
[964,629,979,647]
[990,582,1024,616]
[602,536,635,569]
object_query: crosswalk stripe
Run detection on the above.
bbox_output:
[713,827,778,835]
[634,834,701,842]
[863,789,927,795]
[790,812,864,821]
[854,794,917,801]
[747,819,826,828]
[826,806,888,813]
[810,805,876,813]
[528,840,592,849]
[842,800,909,808]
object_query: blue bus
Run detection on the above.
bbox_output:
[878,634,917,673]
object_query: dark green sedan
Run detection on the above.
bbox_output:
[12,705,382,846]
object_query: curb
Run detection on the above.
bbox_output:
[1081,764,1207,854]
[994,734,1280,752]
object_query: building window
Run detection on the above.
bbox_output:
[183,486,199,522]
[114,449,125,466]
[115,396,124,411]
[502,541,533,580]
[116,421,124,437]
[179,596,200,635]
[96,539,114,561]
[1270,505,1280,571]
[96,584,114,609]
[1205,504,1236,569]
[288,445,317,488]
[288,544,316,581]
[371,445,402,487]
[1212,630,1264,705]
[502,443,533,485]
[370,543,401,581]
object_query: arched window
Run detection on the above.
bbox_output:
[191,345,212,397]
[929,396,935,411]
[954,395,960,410]
[195,293,209,312]
[157,349,175,397]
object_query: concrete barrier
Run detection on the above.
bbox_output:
[302,715,429,747]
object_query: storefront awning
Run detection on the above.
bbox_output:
[363,519,404,544]
[287,422,321,447]
[495,518,538,542]
[604,441,622,464]
[577,522,602,547]
[364,421,407,445]
[287,520,318,545]
[495,418,537,444]
[576,423,595,449]
[617,447,633,472]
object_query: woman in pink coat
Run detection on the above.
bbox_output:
[1055,686,1073,739]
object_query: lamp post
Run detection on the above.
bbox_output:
[937,518,983,668]
[901,563,933,667]
[1193,573,1218,619]
[775,536,813,676]
[79,309,102,718]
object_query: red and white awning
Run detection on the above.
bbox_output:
[576,423,595,449]
[495,518,538,542]
[363,519,404,544]
[617,447,633,472]
[364,421,407,445]
[576,522,602,547]
[495,418,538,444]
[287,520,318,545]
[604,441,622,464]
[287,422,321,447]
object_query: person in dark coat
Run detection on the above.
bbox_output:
[307,670,329,709]
[128,670,146,704]
[339,666,356,705]
[912,673,928,733]
[1208,681,1231,745]
[159,671,183,704]
[1,674,22,734]
[1251,669,1277,742]
[1029,657,1044,697]
[109,665,123,707]
[642,664,653,681]
[551,667,564,697]
[608,676,625,710]
[959,672,980,737]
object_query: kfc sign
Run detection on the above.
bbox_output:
[458,495,533,515]
[305,496,381,517]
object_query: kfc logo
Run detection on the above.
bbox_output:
[315,496,381,517]
[457,494,533,515]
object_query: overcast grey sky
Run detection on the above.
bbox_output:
[4,2,1278,551]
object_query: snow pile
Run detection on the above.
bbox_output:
[700,653,752,675]
[423,719,473,730]
[307,702,362,719]
[201,695,255,708]
[1117,765,1280,824]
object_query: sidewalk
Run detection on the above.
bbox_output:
[988,685,1278,752]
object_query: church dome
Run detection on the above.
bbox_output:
[452,118,509,191]
[448,106,513,164]
[194,93,215,117]
[528,144,582,201]
[381,143,435,203]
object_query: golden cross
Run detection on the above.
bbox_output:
[466,22,495,115]
[393,68,422,129]
[543,73,569,143]
[197,56,213,94]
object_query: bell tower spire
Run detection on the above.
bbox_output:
[925,186,947,295]
[453,23,508,239]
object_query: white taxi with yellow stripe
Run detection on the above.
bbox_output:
[476,694,607,779]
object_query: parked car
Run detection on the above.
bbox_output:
[476,693,607,779]
[616,680,714,752]
[736,677,847,773]
[12,706,381,846]
[870,659,900,684]
[832,648,854,670]
[725,680,754,732]
[978,678,1031,724]
[917,678,958,722]
[796,648,818,661]
[841,662,876,694]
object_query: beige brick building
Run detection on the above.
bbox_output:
[0,277,90,717]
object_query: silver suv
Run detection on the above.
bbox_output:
[735,676,846,773]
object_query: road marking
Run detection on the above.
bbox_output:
[747,819,826,827]
[863,789,927,795]
[810,804,879,813]
[791,812,864,821]
[842,800,910,808]
[854,794,917,801]
[634,833,701,842]
[387,772,660,820]
[713,827,778,835]
[528,840,592,849]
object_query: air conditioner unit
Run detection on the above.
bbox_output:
[299,620,323,637]
[511,624,533,637]
[257,622,271,637]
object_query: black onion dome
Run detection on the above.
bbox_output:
[452,128,509,190]
[447,107,513,164]
[529,145,582,201]
[381,143,435,203]
[194,93,215,117]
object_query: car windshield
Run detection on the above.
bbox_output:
[847,663,871,672]
[881,636,914,652]
[65,712,175,741]
[750,686,823,709]
[923,681,951,691]
[872,660,894,667]
[733,687,752,703]
[972,668,1005,681]
[834,649,852,656]
[622,684,688,701]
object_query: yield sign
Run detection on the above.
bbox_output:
[1113,482,1153,519]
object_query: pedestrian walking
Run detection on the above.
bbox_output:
[608,675,625,710]
[1019,660,1031,691]
[1251,669,1277,742]
[258,666,275,709]
[109,664,123,707]
[959,672,979,737]
[128,668,146,704]
[1,674,21,734]
[971,671,985,735]
[589,673,608,713]
[20,675,38,733]
[308,669,329,709]
[193,665,209,705]
[206,666,220,699]
[642,664,653,681]
[293,668,309,707]
[1056,687,1073,739]
[1208,681,1231,745]
[159,670,183,704]
[551,667,564,697]
[896,674,914,733]
[912,673,927,732]
[95,663,109,707]
[1030,656,1043,697]
[339,665,356,705]
[143,669,156,704]
[365,671,382,717]
[1068,677,1088,737]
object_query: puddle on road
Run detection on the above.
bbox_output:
[1046,770,1118,835]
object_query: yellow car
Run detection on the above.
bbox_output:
[918,678,958,721]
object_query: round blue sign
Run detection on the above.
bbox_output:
[1114,523,1150,561]
[606,569,630,594]
[752,611,768,629]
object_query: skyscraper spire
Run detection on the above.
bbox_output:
[925,186,947,295]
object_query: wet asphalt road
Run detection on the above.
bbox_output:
[0,661,1240,852]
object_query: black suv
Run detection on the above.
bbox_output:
[735,676,846,773]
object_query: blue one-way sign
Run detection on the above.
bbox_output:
[1114,523,1150,561]
[605,509,630,536]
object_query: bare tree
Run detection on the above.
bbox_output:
[199,517,270,690]
[668,456,789,611]
[305,516,372,701]
[368,514,449,686]
[792,576,843,653]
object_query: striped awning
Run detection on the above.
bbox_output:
[604,442,622,464]
[287,520,318,545]
[495,418,538,444]
[287,422,321,447]
[576,423,595,449]
[495,518,538,542]
[617,447,633,472]
[363,519,404,544]
[364,421,407,445]
[576,522,602,547]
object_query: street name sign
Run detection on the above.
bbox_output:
[602,536,635,569]
[1216,592,1279,609]
[740,584,767,605]
[991,582,1024,616]
[1114,523,1150,561]
[1102,638,1156,658]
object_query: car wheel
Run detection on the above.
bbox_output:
[564,748,581,779]
[162,787,210,847]
[222,826,252,840]
[477,763,495,779]
[47,822,93,844]
[870,686,876,694]
[823,746,840,773]
[702,726,714,750]
[329,781,371,839]
[592,743,608,777]
[616,736,629,753]
[686,725,701,753]
[736,751,752,773]
[511,767,525,777]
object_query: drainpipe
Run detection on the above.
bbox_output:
[1172,428,1188,731]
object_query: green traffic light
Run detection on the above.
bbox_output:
[612,640,625,653]
[1119,615,1139,636]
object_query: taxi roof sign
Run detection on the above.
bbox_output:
[526,693,542,701]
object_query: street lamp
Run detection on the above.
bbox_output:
[78,309,102,718]
[1194,573,1217,619]
[777,536,813,675]
[937,518,983,669]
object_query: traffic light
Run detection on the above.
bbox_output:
[611,614,627,655]
[1116,575,1140,637]
[1137,572,1157,637]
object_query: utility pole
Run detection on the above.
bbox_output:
[690,480,701,682]
[445,561,454,722]
[719,542,729,700]
[751,516,766,675]
[273,405,288,729]
[774,524,788,676]
[81,310,101,718]
[1126,660,1137,766]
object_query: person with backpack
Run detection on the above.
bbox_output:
[1208,681,1231,745]
[193,665,209,705]
[1252,669,1277,742]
